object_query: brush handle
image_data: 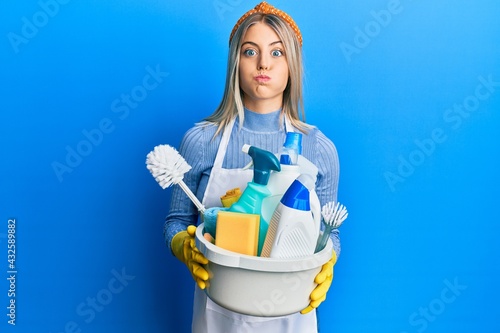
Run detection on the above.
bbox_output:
[177,180,205,214]
[315,224,333,253]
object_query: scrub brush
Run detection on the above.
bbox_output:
[315,201,348,252]
[146,144,205,214]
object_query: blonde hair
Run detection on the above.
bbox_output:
[202,13,310,136]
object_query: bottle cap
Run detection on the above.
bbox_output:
[283,132,302,154]
[281,178,310,211]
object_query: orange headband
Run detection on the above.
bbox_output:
[229,1,303,47]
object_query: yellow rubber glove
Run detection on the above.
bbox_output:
[171,225,209,289]
[301,251,337,314]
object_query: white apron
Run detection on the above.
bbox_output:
[193,116,318,333]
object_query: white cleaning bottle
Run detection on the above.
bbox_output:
[261,174,319,258]
[262,133,321,234]
[261,133,302,223]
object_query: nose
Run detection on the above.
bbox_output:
[258,53,269,70]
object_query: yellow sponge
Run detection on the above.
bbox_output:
[220,188,242,207]
[215,211,260,256]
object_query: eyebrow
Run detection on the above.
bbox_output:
[241,41,283,48]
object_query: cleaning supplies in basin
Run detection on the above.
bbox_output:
[229,144,280,255]
[261,174,319,258]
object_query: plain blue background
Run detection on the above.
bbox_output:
[1,0,499,332]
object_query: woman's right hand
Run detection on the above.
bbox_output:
[171,225,209,289]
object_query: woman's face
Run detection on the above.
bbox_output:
[239,21,289,113]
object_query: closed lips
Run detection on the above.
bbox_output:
[255,75,270,82]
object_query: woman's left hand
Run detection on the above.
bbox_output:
[300,251,337,314]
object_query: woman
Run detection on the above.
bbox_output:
[164,2,340,332]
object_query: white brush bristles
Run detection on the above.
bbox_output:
[146,144,192,189]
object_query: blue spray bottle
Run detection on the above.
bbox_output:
[229,144,281,255]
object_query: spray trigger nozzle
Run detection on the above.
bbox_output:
[241,144,280,185]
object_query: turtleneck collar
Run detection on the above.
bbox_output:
[240,107,283,132]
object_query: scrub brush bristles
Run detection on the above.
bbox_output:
[146,144,191,189]
[146,144,205,213]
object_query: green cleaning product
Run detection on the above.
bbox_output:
[229,144,281,255]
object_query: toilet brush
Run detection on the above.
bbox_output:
[315,201,348,252]
[146,144,206,214]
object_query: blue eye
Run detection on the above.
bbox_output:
[272,49,283,57]
[243,49,257,56]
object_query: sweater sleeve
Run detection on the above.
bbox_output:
[313,129,342,258]
[163,125,211,250]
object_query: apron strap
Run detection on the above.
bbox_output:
[212,117,236,169]
[284,115,294,133]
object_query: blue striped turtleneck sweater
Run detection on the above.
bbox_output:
[164,108,341,256]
